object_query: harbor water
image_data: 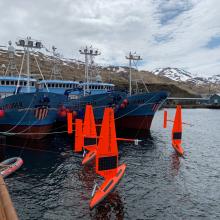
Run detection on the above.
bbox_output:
[2,109,220,219]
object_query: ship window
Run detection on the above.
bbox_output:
[66,84,69,88]
[32,82,34,86]
[10,81,14,85]
[1,81,5,85]
[51,84,54,88]
[55,84,58,88]
[24,82,27,86]
[48,83,51,87]
[20,81,23,86]
[6,81,9,85]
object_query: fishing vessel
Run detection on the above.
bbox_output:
[64,48,168,136]
[0,38,66,139]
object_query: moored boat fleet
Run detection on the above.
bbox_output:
[0,37,168,139]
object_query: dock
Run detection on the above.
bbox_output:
[0,175,18,220]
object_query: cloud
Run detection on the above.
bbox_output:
[0,0,220,76]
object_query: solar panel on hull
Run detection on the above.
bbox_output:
[173,132,182,140]
[98,156,117,171]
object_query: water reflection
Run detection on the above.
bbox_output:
[91,191,124,220]
[170,152,180,176]
[78,162,125,219]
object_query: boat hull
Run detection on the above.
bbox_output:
[59,90,168,137]
[115,91,167,135]
[0,92,67,139]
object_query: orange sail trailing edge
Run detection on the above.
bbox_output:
[67,112,73,134]
[171,105,184,156]
[90,108,126,209]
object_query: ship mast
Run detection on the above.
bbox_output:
[50,46,63,80]
[126,52,142,96]
[5,41,18,76]
[79,46,101,96]
[16,37,43,93]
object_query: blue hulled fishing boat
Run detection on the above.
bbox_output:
[0,38,67,139]
[62,48,168,135]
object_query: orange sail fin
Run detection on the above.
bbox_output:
[95,108,118,179]
[83,105,97,147]
[172,105,184,155]
[74,119,83,152]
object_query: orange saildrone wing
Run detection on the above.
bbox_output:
[83,105,97,148]
[172,105,184,155]
[90,107,126,209]
[95,107,118,179]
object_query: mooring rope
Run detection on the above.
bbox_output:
[3,94,36,133]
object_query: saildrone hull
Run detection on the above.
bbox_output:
[90,163,126,209]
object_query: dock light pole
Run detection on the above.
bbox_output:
[126,52,142,96]
[79,46,101,96]
[16,37,43,93]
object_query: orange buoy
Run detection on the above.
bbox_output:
[0,109,5,118]
[120,103,125,109]
[90,108,126,209]
[172,105,184,156]
[72,111,77,118]
[67,112,73,134]
[59,110,67,118]
[123,99,128,105]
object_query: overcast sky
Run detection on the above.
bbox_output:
[0,0,220,76]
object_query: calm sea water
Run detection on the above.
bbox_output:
[2,109,220,219]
